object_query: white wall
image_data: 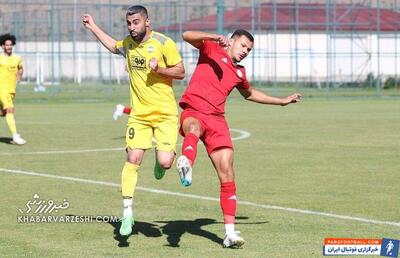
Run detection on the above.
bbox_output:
[15,33,400,83]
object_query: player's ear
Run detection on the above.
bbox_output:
[145,17,150,27]
[228,37,234,47]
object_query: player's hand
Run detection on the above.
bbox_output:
[82,14,95,30]
[281,93,302,106]
[149,58,159,72]
[215,35,228,47]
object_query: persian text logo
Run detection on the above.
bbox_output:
[18,193,69,214]
[323,238,400,257]
[17,193,119,223]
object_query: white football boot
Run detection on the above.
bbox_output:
[13,134,27,145]
[113,104,125,120]
[176,155,192,187]
[222,231,245,248]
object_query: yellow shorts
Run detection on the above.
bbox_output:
[125,114,178,152]
[0,93,15,109]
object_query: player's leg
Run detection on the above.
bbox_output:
[120,148,144,236]
[154,150,175,179]
[153,114,178,179]
[0,100,5,117]
[119,120,152,236]
[181,116,201,165]
[0,104,4,137]
[205,116,243,248]
[209,148,244,248]
[7,107,26,145]
[2,94,26,145]
[113,104,132,120]
[177,113,202,186]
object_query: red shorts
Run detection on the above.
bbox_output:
[179,109,233,155]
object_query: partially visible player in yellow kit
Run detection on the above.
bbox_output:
[0,33,26,145]
[82,5,185,236]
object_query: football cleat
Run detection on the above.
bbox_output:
[176,155,192,187]
[222,232,245,248]
[113,104,125,120]
[12,134,26,145]
[119,215,134,236]
[153,157,166,180]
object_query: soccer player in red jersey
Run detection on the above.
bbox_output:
[176,30,301,248]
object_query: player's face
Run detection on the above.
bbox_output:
[229,35,253,63]
[1,40,14,56]
[126,12,149,42]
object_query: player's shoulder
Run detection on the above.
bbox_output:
[236,64,245,69]
[202,40,221,52]
[3,54,22,63]
[202,40,216,47]
[236,64,248,78]
[13,54,22,61]
[121,35,133,43]
[151,31,174,45]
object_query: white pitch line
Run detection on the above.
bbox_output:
[0,128,251,156]
[230,128,251,141]
[1,167,399,227]
[0,148,124,156]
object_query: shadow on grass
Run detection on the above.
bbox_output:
[0,137,13,144]
[107,216,268,248]
[154,217,268,248]
[155,218,222,247]
[108,220,162,247]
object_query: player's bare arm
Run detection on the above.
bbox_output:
[182,31,228,49]
[149,58,185,80]
[16,65,23,82]
[82,14,119,54]
[238,86,301,106]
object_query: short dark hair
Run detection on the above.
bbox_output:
[0,33,16,46]
[231,29,254,42]
[126,5,148,18]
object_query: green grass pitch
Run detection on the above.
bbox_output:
[0,85,399,257]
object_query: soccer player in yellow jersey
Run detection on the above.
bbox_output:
[82,5,185,236]
[0,34,26,145]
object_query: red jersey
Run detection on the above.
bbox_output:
[179,40,250,115]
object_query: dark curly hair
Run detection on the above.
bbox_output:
[0,33,16,46]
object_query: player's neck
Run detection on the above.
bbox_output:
[2,51,12,57]
[134,29,152,44]
[226,48,238,64]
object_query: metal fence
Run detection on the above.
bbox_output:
[1,0,399,97]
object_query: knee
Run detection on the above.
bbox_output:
[126,155,141,165]
[183,118,201,136]
[187,123,201,135]
[127,157,140,165]
[157,156,173,170]
[218,166,235,182]
[6,108,14,114]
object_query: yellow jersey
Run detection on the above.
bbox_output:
[0,54,23,94]
[116,31,182,116]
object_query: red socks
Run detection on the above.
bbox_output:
[220,181,237,224]
[182,132,199,165]
[123,106,132,114]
